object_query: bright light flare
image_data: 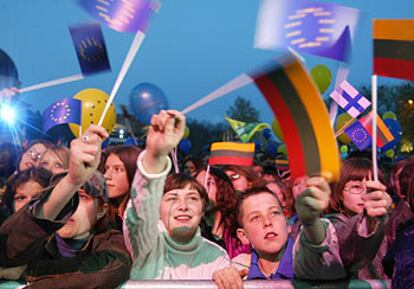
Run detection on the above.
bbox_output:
[0,104,16,125]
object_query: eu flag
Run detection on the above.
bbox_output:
[70,23,111,75]
[255,0,359,62]
[344,120,372,151]
[78,0,160,33]
[43,98,82,132]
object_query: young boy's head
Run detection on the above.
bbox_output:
[236,187,288,258]
[160,173,208,243]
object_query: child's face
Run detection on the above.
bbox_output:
[104,154,129,199]
[14,180,44,212]
[195,170,217,203]
[160,184,204,242]
[57,190,103,240]
[40,151,66,175]
[237,192,288,258]
[342,180,366,214]
[225,170,249,192]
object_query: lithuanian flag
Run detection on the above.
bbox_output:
[208,142,255,166]
[373,19,414,81]
[252,54,340,181]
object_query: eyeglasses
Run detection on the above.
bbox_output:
[25,148,43,160]
[344,181,366,195]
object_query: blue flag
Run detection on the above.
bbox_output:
[255,0,359,62]
[78,0,160,33]
[70,23,111,75]
[43,98,82,132]
[344,120,372,151]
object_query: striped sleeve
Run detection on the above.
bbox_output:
[123,151,171,261]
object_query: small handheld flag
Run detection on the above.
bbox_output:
[225,116,270,143]
[209,142,255,166]
[42,98,82,132]
[344,121,372,151]
[360,112,394,148]
[78,0,160,33]
[330,80,371,118]
[252,53,340,181]
[70,23,111,75]
[255,0,359,62]
[373,19,414,81]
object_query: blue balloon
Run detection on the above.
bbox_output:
[179,139,192,154]
[253,139,262,152]
[262,128,272,140]
[381,119,402,151]
[129,82,169,125]
[266,142,277,157]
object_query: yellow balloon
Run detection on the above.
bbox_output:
[272,117,284,142]
[335,113,352,144]
[69,88,116,137]
[277,144,287,156]
[183,126,190,139]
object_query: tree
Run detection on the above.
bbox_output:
[226,96,260,123]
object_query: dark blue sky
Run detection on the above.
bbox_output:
[0,0,412,125]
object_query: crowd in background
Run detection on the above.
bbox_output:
[0,110,413,289]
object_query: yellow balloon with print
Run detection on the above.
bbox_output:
[335,113,352,144]
[69,88,116,137]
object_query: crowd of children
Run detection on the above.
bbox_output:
[0,110,412,289]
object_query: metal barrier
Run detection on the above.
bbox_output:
[0,279,391,289]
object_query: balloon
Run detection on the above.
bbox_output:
[385,149,395,158]
[69,88,116,137]
[262,128,272,140]
[254,139,262,152]
[183,126,190,139]
[129,82,169,125]
[311,65,332,94]
[267,142,277,157]
[335,113,352,144]
[271,117,284,142]
[277,144,287,157]
[382,111,397,120]
[340,145,348,154]
[179,139,192,154]
[341,152,348,160]
[381,119,402,151]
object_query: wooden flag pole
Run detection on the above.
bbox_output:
[98,30,146,126]
[371,75,379,182]
[181,74,253,115]
[18,74,84,94]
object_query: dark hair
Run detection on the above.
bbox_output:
[182,156,201,175]
[330,157,385,214]
[236,186,283,227]
[195,167,238,229]
[102,145,141,187]
[164,173,209,212]
[389,157,414,202]
[100,145,141,216]
[0,143,21,179]
[3,167,52,213]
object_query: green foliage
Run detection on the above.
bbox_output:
[226,96,260,123]
[186,118,227,155]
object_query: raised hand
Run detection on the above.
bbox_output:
[143,110,185,174]
[295,174,331,226]
[362,180,392,218]
[68,125,108,186]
